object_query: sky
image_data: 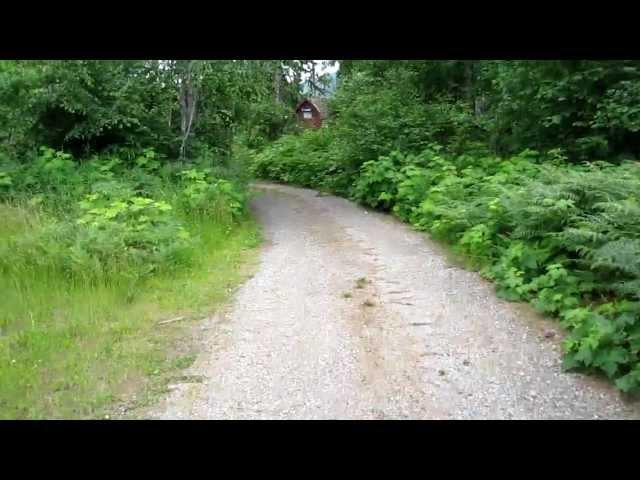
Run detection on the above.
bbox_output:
[300,60,339,81]
[283,61,340,93]
[317,60,340,75]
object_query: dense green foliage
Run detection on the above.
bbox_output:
[252,60,640,393]
[0,60,316,159]
[0,59,323,417]
[334,60,640,163]
[1,146,250,283]
[0,143,259,417]
[0,58,324,298]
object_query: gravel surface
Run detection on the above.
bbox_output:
[147,182,640,419]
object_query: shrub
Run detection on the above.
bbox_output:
[72,192,192,276]
[351,151,406,210]
[250,128,337,189]
[177,167,247,223]
[406,155,640,391]
[1,146,251,285]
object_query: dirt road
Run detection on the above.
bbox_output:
[148,182,640,419]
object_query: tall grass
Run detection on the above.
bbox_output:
[0,201,260,419]
[0,147,260,418]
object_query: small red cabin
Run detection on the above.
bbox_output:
[295,97,328,129]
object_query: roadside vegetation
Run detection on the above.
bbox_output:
[0,59,323,418]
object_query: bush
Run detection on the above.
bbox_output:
[250,128,338,190]
[404,155,640,391]
[177,167,247,223]
[351,151,405,210]
[73,192,192,276]
[1,146,251,284]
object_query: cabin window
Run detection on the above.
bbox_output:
[301,107,312,119]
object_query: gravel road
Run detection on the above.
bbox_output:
[148,182,640,419]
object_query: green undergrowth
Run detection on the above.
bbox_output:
[0,146,261,418]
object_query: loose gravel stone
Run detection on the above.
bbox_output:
[144,182,640,420]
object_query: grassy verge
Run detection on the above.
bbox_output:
[0,204,261,419]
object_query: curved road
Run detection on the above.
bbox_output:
[149,182,640,419]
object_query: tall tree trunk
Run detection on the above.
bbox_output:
[291,61,302,98]
[464,60,474,106]
[179,61,197,159]
[309,61,316,95]
[273,62,282,104]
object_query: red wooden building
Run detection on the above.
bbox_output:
[295,97,329,128]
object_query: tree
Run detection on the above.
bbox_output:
[178,60,199,159]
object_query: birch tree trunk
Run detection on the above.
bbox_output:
[179,60,198,159]
[273,61,282,104]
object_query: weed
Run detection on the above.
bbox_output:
[0,147,260,418]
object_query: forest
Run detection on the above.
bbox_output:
[1,60,640,419]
